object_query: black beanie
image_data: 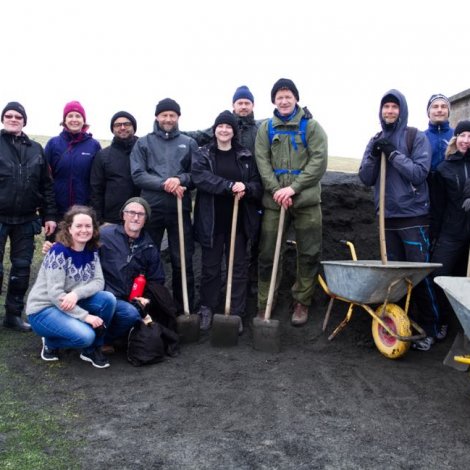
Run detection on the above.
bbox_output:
[212,110,238,137]
[454,120,470,136]
[1,101,27,125]
[271,78,299,103]
[121,197,152,220]
[381,94,400,107]
[110,111,137,133]
[155,98,181,116]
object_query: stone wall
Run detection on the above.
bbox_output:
[449,88,470,127]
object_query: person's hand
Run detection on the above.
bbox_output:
[44,221,57,237]
[60,291,78,311]
[281,197,293,209]
[371,141,382,158]
[42,240,54,254]
[232,182,246,199]
[462,198,470,212]
[374,138,396,158]
[273,187,295,206]
[174,186,186,199]
[163,177,181,194]
[84,314,103,328]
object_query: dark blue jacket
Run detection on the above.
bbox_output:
[45,129,101,217]
[192,141,262,248]
[99,224,165,300]
[425,121,454,171]
[359,89,432,219]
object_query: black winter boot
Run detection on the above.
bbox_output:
[3,313,32,332]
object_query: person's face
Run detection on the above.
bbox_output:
[381,103,400,124]
[456,132,470,154]
[428,99,450,124]
[112,117,135,139]
[156,111,179,132]
[122,202,146,238]
[233,99,254,117]
[215,123,234,146]
[69,213,93,249]
[2,111,25,136]
[274,89,297,116]
[64,112,85,133]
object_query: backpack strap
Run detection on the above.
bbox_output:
[406,126,418,155]
[267,117,309,150]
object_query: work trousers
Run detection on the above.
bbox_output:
[258,205,322,309]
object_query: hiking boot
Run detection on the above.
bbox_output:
[436,324,448,341]
[41,337,59,362]
[3,314,32,332]
[291,302,309,326]
[198,305,213,331]
[80,348,110,368]
[412,336,435,352]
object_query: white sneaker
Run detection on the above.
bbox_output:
[412,336,435,351]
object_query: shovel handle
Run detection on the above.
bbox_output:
[224,196,239,316]
[177,195,190,316]
[379,152,388,265]
[265,206,286,320]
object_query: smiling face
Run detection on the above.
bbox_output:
[156,111,179,133]
[64,112,85,133]
[428,99,450,125]
[122,202,147,238]
[456,131,470,154]
[215,123,234,147]
[68,213,93,250]
[112,117,135,139]
[233,99,254,117]
[2,111,25,136]
[381,102,400,124]
[274,89,297,116]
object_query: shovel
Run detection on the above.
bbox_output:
[211,196,242,347]
[252,206,285,353]
[175,195,200,343]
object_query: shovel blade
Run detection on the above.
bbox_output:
[210,314,240,347]
[252,317,281,353]
[176,314,200,344]
[443,332,470,372]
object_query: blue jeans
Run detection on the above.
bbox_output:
[104,299,141,343]
[28,291,116,353]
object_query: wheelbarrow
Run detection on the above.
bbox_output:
[319,241,442,359]
[434,276,470,369]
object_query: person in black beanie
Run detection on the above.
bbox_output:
[90,111,140,224]
[0,101,57,332]
[130,98,199,313]
[192,110,262,333]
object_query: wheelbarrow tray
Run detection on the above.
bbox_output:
[434,276,470,339]
[321,260,442,304]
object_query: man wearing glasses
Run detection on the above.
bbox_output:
[0,101,57,332]
[130,99,199,313]
[90,111,140,224]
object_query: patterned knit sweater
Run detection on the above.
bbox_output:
[26,242,105,320]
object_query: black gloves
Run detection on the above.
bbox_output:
[372,138,396,159]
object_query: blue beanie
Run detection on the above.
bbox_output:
[232,85,254,104]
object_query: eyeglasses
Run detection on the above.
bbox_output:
[113,122,133,129]
[124,210,146,219]
[3,114,24,120]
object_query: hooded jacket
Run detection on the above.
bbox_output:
[45,129,101,217]
[130,122,196,213]
[359,89,432,219]
[192,140,262,248]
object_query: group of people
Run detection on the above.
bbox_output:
[1,79,468,367]
[0,78,328,368]
[359,90,470,351]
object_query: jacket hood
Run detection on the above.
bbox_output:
[379,89,408,141]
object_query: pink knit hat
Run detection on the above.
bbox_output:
[63,101,86,122]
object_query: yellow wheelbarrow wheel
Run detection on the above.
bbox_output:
[371,303,411,359]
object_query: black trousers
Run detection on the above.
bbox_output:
[147,210,195,313]
[0,220,40,316]
[200,231,248,317]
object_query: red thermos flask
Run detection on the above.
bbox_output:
[129,273,146,300]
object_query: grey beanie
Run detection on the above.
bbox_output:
[121,197,152,220]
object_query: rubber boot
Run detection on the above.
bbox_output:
[3,313,32,332]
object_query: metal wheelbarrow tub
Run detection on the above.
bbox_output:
[321,260,442,304]
[434,276,470,339]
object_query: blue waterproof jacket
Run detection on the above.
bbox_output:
[359,89,432,219]
[45,129,101,217]
[425,121,454,171]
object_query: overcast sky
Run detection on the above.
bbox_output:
[1,0,469,159]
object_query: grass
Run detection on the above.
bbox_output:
[0,240,81,470]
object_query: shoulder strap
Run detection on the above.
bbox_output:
[267,117,309,148]
[406,126,418,155]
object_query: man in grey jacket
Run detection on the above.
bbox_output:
[130,99,198,312]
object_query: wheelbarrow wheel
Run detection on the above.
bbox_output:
[371,303,411,359]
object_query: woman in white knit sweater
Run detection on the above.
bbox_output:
[26,205,116,368]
